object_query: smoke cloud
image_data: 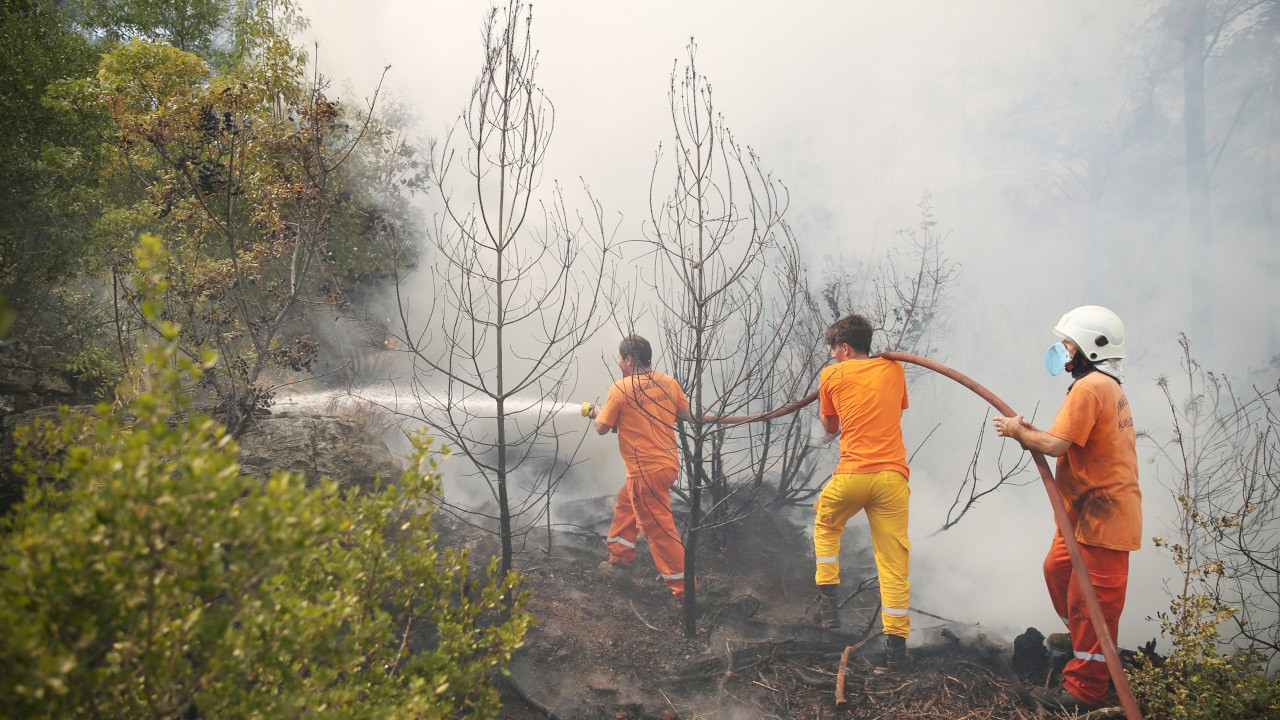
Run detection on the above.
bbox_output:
[296,0,1279,648]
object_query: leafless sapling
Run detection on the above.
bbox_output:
[385,1,615,581]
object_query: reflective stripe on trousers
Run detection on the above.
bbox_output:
[606,465,687,597]
[813,469,911,637]
[1043,531,1130,707]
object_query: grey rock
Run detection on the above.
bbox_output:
[34,373,74,396]
[0,364,38,393]
[236,412,404,494]
[29,347,57,369]
[0,359,78,413]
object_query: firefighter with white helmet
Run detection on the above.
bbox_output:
[992,305,1141,712]
[1047,305,1127,381]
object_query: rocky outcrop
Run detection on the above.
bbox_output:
[1,407,404,516]
[236,412,404,494]
[0,339,79,417]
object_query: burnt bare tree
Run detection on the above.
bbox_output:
[1147,335,1280,661]
[630,44,965,634]
[934,408,1035,535]
[385,1,613,580]
[774,193,959,505]
[639,40,809,635]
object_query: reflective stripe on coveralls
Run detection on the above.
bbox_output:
[1045,529,1130,706]
[709,352,1142,720]
[605,466,686,597]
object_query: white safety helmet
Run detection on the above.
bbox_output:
[1052,305,1125,362]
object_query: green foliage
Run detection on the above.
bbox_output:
[59,344,124,399]
[1129,591,1280,719]
[89,5,421,425]
[0,0,113,305]
[0,294,12,337]
[69,0,310,72]
[0,0,421,417]
[0,235,530,718]
[20,281,116,345]
[67,0,230,60]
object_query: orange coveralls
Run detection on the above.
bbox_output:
[813,357,911,638]
[597,371,689,597]
[1044,370,1142,707]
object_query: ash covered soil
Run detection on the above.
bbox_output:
[435,499,1104,720]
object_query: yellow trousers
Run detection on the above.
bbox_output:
[813,470,911,637]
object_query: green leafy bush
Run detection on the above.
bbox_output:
[59,344,124,398]
[0,236,530,718]
[1129,591,1280,719]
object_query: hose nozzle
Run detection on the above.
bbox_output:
[580,402,595,418]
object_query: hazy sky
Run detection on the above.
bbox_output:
[298,0,1278,647]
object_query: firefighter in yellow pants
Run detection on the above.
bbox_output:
[814,470,911,636]
[814,315,911,667]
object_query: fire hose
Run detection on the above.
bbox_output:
[588,352,1142,719]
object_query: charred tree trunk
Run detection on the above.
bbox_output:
[389,1,613,596]
[685,157,708,637]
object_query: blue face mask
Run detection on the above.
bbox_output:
[1044,341,1071,376]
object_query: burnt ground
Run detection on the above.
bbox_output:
[435,498,1131,720]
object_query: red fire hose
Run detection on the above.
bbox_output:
[701,351,1143,720]
[702,390,819,425]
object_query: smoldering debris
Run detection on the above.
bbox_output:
[424,507,1148,720]
[661,618,1034,719]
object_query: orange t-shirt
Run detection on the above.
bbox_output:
[819,357,909,478]
[598,370,688,478]
[1047,371,1142,551]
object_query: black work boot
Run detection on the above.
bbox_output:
[1045,632,1073,653]
[884,634,910,669]
[816,586,841,629]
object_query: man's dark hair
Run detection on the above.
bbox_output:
[825,315,873,354]
[619,335,653,367]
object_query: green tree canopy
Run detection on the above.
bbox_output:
[0,0,111,306]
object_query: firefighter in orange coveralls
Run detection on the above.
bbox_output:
[589,335,691,606]
[993,305,1141,713]
[813,314,911,667]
